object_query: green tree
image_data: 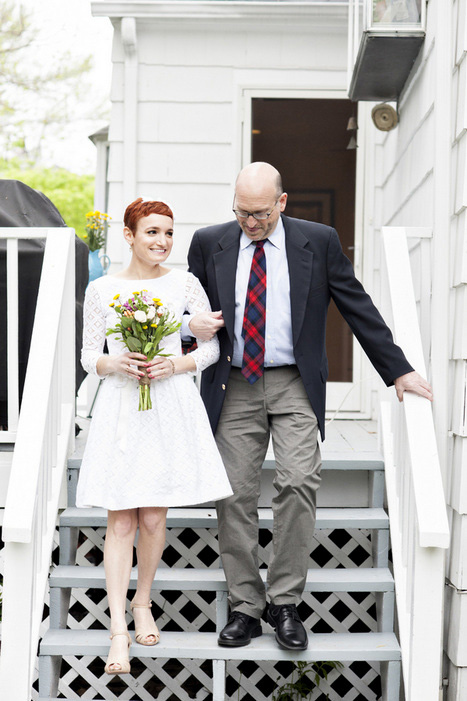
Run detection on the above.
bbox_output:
[1,158,94,237]
[0,1,100,162]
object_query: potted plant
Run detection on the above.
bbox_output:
[82,210,111,283]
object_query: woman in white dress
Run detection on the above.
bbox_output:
[76,198,232,675]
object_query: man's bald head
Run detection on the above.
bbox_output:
[235,162,283,199]
[233,162,287,241]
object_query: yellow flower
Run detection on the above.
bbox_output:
[152,297,160,302]
[133,291,140,296]
[109,302,115,307]
[115,304,121,309]
[83,234,88,239]
[143,325,148,329]
[113,293,120,300]
[151,323,158,328]
[156,302,163,307]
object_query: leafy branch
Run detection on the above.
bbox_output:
[272,660,344,701]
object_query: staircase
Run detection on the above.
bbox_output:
[38,421,401,700]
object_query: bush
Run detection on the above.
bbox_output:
[1,159,95,238]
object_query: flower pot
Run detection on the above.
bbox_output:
[88,250,111,284]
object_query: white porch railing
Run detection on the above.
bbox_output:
[380,227,449,701]
[0,228,76,700]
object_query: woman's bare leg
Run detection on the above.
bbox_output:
[104,508,138,669]
[132,506,168,643]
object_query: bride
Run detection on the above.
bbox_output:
[76,198,232,675]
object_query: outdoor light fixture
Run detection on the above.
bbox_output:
[371,103,398,131]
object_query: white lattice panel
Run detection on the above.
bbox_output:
[41,524,382,700]
[0,521,382,699]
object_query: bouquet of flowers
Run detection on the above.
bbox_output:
[83,210,111,251]
[106,291,181,411]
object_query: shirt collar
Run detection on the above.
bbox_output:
[239,216,285,251]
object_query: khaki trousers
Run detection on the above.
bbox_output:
[215,366,321,618]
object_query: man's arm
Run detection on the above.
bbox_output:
[324,229,434,401]
[326,228,414,385]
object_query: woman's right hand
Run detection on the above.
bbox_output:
[97,351,148,379]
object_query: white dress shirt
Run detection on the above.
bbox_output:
[232,217,295,368]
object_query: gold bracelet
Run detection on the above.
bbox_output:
[168,358,175,376]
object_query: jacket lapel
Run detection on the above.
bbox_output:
[283,216,314,347]
[213,223,241,343]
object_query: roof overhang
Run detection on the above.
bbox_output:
[92,0,348,28]
[348,31,425,102]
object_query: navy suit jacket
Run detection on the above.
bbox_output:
[187,214,413,440]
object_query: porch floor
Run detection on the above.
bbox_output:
[74,417,380,463]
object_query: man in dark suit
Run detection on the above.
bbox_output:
[186,162,432,651]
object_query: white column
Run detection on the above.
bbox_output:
[122,16,138,205]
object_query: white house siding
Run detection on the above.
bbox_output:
[368,0,467,697]
[93,1,349,271]
[448,0,467,696]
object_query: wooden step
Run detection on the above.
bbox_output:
[59,506,389,530]
[49,565,394,592]
[67,453,384,473]
[40,628,400,662]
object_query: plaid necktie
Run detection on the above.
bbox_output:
[241,239,267,384]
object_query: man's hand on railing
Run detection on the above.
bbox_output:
[394,371,433,403]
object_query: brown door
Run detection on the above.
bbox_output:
[251,98,357,383]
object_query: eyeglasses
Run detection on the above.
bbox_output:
[232,198,279,221]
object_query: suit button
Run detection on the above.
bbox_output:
[222,384,226,390]
[227,355,231,362]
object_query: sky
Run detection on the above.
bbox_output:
[19,0,114,174]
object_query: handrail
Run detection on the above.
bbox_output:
[0,228,76,700]
[380,226,449,700]
[1,227,65,441]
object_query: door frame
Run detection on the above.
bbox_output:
[238,87,372,420]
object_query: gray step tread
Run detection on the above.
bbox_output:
[60,506,389,529]
[49,565,394,592]
[40,629,400,662]
[68,452,384,472]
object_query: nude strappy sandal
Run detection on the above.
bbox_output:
[130,599,160,646]
[104,631,131,675]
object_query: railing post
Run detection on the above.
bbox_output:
[407,546,446,699]
[0,542,36,700]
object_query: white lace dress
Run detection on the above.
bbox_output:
[76,269,233,511]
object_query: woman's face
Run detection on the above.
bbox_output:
[125,213,174,265]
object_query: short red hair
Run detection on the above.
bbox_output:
[124,198,174,232]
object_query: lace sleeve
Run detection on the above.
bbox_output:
[184,273,220,372]
[81,282,106,377]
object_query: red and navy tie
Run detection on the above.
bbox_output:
[241,240,267,384]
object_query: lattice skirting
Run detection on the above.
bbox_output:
[52,657,381,700]
[0,525,384,700]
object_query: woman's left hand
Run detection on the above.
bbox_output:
[147,356,175,381]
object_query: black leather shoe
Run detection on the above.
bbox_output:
[267,604,308,650]
[218,611,262,647]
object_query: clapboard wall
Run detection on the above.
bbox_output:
[366,0,467,697]
[95,1,349,269]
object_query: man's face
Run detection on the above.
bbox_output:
[233,189,287,241]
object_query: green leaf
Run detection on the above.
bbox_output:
[126,336,142,352]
